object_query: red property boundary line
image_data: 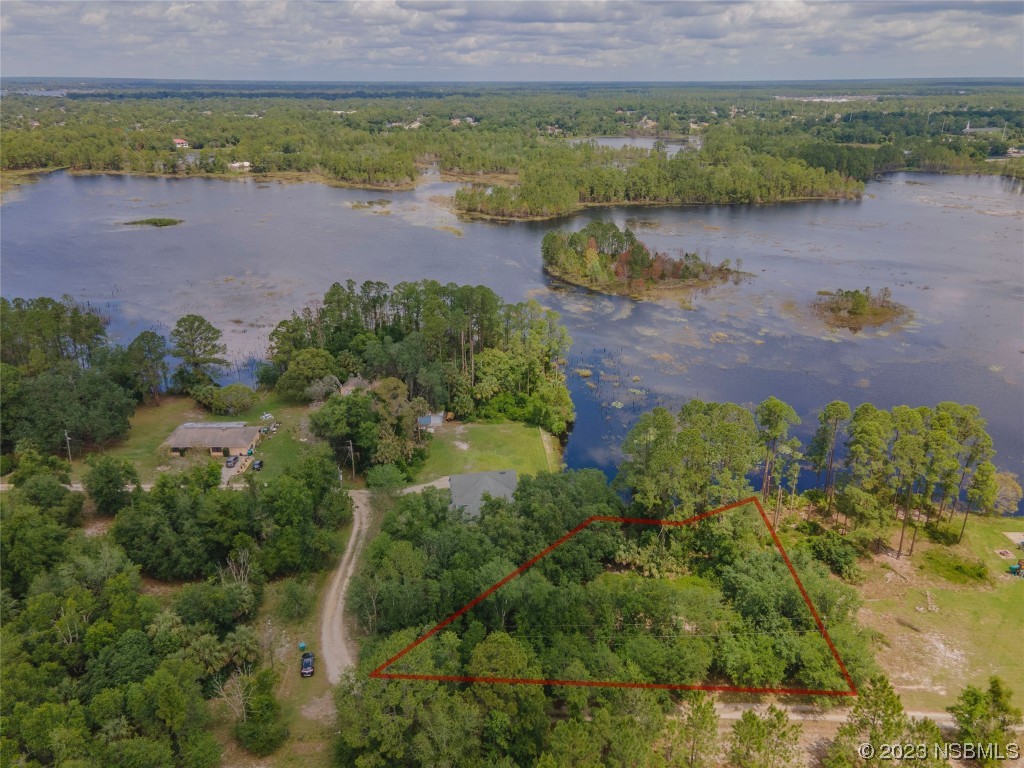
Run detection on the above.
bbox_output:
[370,496,858,697]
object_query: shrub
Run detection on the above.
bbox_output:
[809,530,862,580]
[316,488,353,528]
[255,362,281,388]
[796,519,826,536]
[803,488,825,505]
[274,577,317,623]
[921,550,988,584]
[366,464,406,492]
[235,669,289,756]
[192,383,257,415]
[924,522,959,546]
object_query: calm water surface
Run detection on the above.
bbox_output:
[2,171,1022,484]
[567,136,695,157]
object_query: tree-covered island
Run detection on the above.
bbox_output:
[813,286,910,332]
[541,221,740,298]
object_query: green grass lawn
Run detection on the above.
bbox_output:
[69,396,199,482]
[858,514,1024,711]
[72,391,318,485]
[415,422,559,483]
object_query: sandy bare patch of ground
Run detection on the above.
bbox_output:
[1002,531,1024,547]
[301,692,337,724]
[454,441,470,451]
[83,516,115,537]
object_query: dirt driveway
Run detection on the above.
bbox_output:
[319,489,370,684]
[317,478,450,684]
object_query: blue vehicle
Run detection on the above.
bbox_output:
[300,652,315,677]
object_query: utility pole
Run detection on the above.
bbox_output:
[64,430,73,465]
[346,440,356,480]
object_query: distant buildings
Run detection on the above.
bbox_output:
[417,412,445,431]
[172,138,189,149]
[227,161,252,171]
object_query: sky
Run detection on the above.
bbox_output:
[1,1,1022,82]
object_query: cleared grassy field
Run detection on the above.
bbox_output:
[71,391,317,484]
[416,422,559,483]
[857,514,1024,711]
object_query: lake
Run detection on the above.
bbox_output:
[567,136,697,157]
[2,170,1022,490]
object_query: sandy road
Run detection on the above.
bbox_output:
[318,477,450,684]
[320,489,370,684]
[713,702,954,726]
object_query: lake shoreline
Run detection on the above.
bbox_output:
[3,171,1020,486]
[543,264,744,303]
[6,165,1014,218]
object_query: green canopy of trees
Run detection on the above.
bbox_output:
[282,279,574,449]
[337,469,875,765]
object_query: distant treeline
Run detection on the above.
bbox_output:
[3,83,1020,206]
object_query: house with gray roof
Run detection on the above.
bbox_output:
[163,422,261,457]
[449,470,518,521]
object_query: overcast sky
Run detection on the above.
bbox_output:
[2,1,1022,82]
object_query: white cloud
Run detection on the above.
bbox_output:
[1,0,1020,80]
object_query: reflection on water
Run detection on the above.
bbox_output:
[2,172,1022,486]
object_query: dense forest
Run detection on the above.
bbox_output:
[617,397,1018,556]
[0,280,575,482]
[337,474,872,766]
[265,279,575,474]
[333,391,1021,766]
[3,81,1021,217]
[541,221,740,296]
[0,443,352,765]
[2,290,1021,766]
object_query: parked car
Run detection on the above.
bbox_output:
[300,652,315,677]
[225,456,239,468]
[252,460,264,471]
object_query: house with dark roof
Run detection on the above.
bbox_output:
[449,470,518,521]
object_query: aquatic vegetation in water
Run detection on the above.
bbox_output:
[124,218,182,227]
[434,225,464,237]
